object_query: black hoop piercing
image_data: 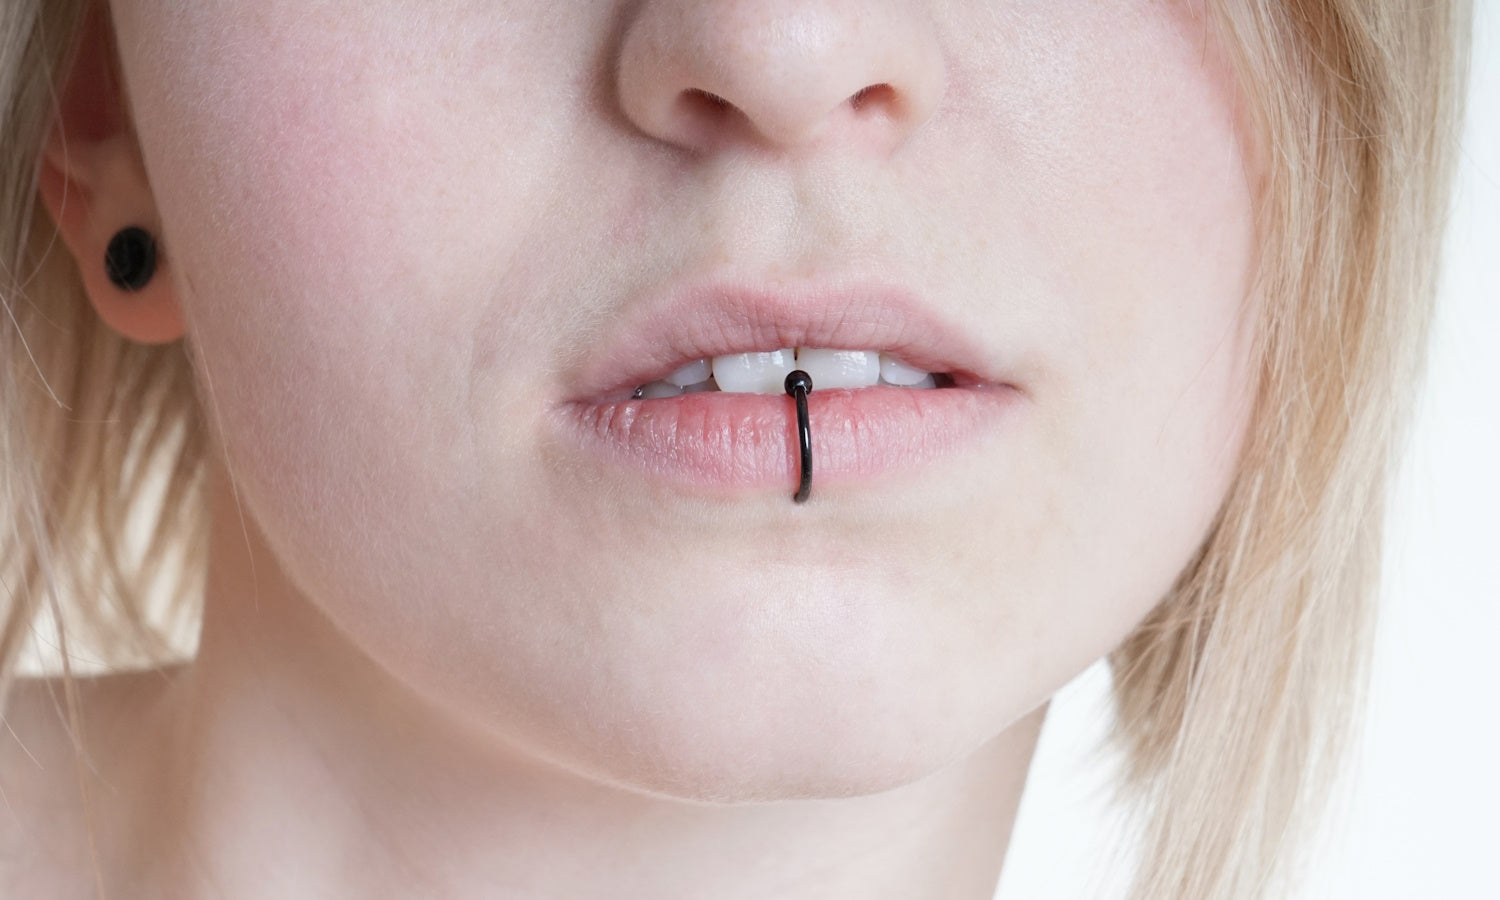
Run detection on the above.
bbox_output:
[784,369,813,503]
[104,226,157,292]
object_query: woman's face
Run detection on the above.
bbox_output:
[111,0,1259,796]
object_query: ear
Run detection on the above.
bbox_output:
[35,1,183,345]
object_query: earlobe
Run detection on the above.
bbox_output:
[33,1,183,345]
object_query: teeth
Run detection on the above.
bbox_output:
[665,358,711,387]
[711,349,796,393]
[877,353,932,386]
[634,349,940,397]
[794,348,880,390]
[639,380,684,399]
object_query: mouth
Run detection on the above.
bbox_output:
[623,348,959,400]
[549,279,1023,498]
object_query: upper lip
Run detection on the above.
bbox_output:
[564,276,1005,403]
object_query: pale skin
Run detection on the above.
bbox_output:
[6,0,1263,897]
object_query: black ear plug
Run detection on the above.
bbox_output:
[784,369,813,503]
[105,226,157,292]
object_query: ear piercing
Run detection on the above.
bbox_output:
[104,226,157,291]
[784,369,813,503]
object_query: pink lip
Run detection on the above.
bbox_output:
[554,384,1021,495]
[549,278,1022,496]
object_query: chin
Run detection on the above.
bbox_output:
[472,637,1022,806]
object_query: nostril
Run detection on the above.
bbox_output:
[683,88,734,114]
[692,88,731,107]
[849,84,895,112]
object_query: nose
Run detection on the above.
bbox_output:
[615,0,946,156]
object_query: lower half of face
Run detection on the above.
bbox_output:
[122,0,1260,799]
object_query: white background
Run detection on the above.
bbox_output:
[997,6,1500,898]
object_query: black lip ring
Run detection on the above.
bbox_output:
[784,369,813,503]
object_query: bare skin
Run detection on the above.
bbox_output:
[5,0,1262,896]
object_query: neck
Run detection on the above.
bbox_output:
[136,467,1046,899]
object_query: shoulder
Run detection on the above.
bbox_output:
[0,666,184,899]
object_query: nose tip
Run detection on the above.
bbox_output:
[616,0,946,156]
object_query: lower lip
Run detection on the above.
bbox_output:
[551,384,1021,495]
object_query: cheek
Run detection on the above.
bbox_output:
[122,2,579,351]
[934,3,1261,671]
[121,5,565,528]
[1051,8,1261,554]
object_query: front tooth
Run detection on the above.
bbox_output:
[795,348,880,390]
[665,358,711,387]
[878,353,933,386]
[712,349,795,393]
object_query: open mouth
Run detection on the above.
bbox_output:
[629,348,958,398]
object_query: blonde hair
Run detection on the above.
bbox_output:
[0,1,1471,897]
